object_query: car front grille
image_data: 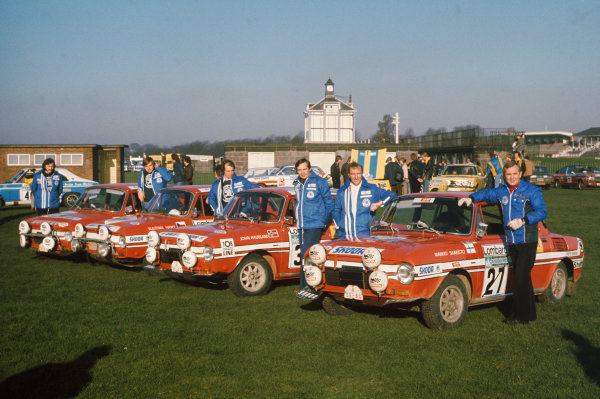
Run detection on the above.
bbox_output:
[160,249,182,264]
[324,268,370,289]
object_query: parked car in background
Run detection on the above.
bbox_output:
[243,167,279,179]
[246,165,330,187]
[553,165,600,189]
[144,188,336,296]
[529,165,553,189]
[0,168,97,208]
[83,185,213,267]
[304,192,583,330]
[18,184,141,255]
[428,164,487,192]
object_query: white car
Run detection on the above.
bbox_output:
[247,165,330,187]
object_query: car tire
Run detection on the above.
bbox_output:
[321,295,355,316]
[577,180,585,190]
[227,254,273,297]
[537,262,568,304]
[421,274,469,330]
[0,196,5,208]
[553,180,561,188]
[62,193,80,207]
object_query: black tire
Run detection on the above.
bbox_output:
[0,196,5,208]
[62,193,80,207]
[553,180,561,189]
[537,262,568,304]
[227,255,273,297]
[577,180,585,190]
[421,274,469,330]
[321,295,355,316]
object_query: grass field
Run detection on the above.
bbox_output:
[1,189,599,398]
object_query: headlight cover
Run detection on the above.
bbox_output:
[397,263,415,285]
[177,233,191,250]
[202,246,214,262]
[368,270,388,293]
[98,225,111,241]
[19,221,31,234]
[362,247,381,270]
[118,235,127,249]
[147,231,160,248]
[64,230,73,242]
[42,236,56,251]
[40,222,52,236]
[308,244,327,265]
[98,242,111,258]
[74,223,86,238]
[19,234,30,248]
[181,250,197,269]
[71,239,81,252]
[145,247,157,263]
[304,265,322,288]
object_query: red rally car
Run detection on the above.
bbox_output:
[144,188,336,296]
[18,184,142,254]
[83,185,214,266]
[303,192,583,330]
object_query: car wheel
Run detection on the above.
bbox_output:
[227,255,273,297]
[0,196,5,208]
[537,262,568,304]
[321,295,355,316]
[553,180,561,188]
[62,193,80,207]
[421,274,469,330]
[577,180,585,190]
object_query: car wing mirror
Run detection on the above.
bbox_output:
[284,216,295,226]
[475,222,488,240]
[125,205,134,214]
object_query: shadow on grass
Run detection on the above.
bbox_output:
[0,209,36,226]
[562,330,600,388]
[0,345,112,399]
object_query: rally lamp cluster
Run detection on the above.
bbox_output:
[145,231,214,269]
[305,244,416,293]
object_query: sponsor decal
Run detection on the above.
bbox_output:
[330,246,366,255]
[192,220,213,225]
[449,249,465,256]
[482,244,511,268]
[413,197,435,203]
[176,221,186,227]
[362,198,371,208]
[148,226,167,231]
[307,183,316,188]
[189,235,207,242]
[213,229,227,234]
[501,196,509,205]
[360,190,371,196]
[462,241,476,254]
[417,265,441,275]
[573,259,583,268]
[220,238,235,256]
[49,214,82,220]
[307,191,315,199]
[434,251,448,257]
[128,235,147,243]
[267,229,279,238]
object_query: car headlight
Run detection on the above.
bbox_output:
[145,247,157,263]
[19,234,30,248]
[147,231,160,248]
[40,222,52,236]
[362,247,381,270]
[304,265,322,288]
[98,225,111,241]
[19,221,31,234]
[177,233,191,250]
[71,239,81,252]
[397,263,415,285]
[98,242,111,258]
[64,230,73,242]
[202,246,214,262]
[308,244,327,265]
[181,250,197,269]
[368,270,388,293]
[118,235,127,249]
[74,223,86,238]
[42,236,56,251]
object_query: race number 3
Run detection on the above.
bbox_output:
[481,266,508,297]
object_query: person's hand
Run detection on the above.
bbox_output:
[370,201,384,212]
[457,197,472,207]
[507,218,524,230]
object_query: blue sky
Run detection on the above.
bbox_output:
[1,0,598,145]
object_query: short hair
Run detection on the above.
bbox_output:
[171,153,180,162]
[502,160,521,173]
[223,159,235,170]
[513,151,522,158]
[348,162,363,172]
[410,153,418,161]
[143,157,154,166]
[41,158,55,168]
[386,157,392,162]
[335,155,342,161]
[214,164,224,177]
[183,156,191,164]
[422,152,429,157]
[295,158,311,170]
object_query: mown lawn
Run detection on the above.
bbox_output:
[0,188,599,398]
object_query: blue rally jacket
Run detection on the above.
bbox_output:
[138,166,172,198]
[31,170,64,209]
[293,171,334,230]
[333,177,396,239]
[208,173,259,214]
[469,180,547,245]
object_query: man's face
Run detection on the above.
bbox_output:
[144,162,155,173]
[504,165,522,187]
[296,162,310,179]
[223,164,235,180]
[349,166,363,185]
[44,163,55,173]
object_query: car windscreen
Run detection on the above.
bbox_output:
[443,166,475,176]
[146,189,194,216]
[218,191,286,223]
[75,187,127,212]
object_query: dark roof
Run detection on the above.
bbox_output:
[576,127,600,137]
[307,96,355,111]
[325,78,334,86]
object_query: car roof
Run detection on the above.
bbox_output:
[161,185,212,193]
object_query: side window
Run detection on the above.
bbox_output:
[286,199,296,222]
[481,204,505,235]
[133,193,142,212]
[200,194,214,217]
[194,197,205,217]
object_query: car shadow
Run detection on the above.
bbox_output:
[0,209,36,226]
[562,329,600,388]
[0,345,112,399]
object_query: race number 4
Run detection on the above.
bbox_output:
[481,266,509,297]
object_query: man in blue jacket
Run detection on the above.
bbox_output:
[31,158,63,215]
[459,160,547,324]
[208,160,258,214]
[294,158,334,300]
[333,162,396,239]
[138,157,173,209]
[486,151,505,188]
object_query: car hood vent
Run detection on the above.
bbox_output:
[551,237,568,251]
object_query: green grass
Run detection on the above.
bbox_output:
[1,189,599,398]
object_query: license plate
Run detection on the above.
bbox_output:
[88,242,98,251]
[171,261,183,273]
[38,244,49,253]
[344,285,363,301]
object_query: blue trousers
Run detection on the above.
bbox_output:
[298,228,323,290]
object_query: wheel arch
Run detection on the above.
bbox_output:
[448,269,473,302]
[242,250,276,278]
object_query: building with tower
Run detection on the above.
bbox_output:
[304,79,356,143]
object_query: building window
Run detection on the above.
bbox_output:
[34,154,57,166]
[7,154,30,166]
[60,153,84,166]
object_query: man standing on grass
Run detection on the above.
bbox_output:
[208,160,258,215]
